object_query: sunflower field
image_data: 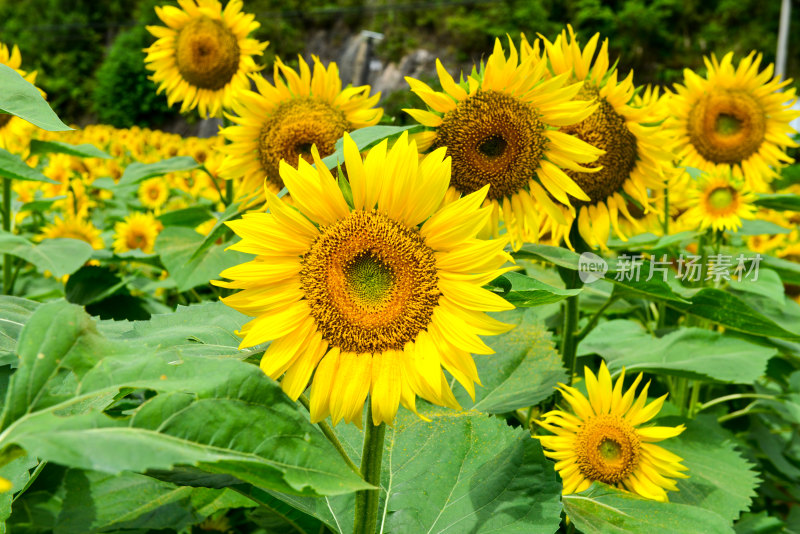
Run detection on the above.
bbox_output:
[1,0,800,533]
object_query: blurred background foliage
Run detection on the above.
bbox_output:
[0,0,797,128]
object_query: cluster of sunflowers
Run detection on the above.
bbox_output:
[1,0,800,532]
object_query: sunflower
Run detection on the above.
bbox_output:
[537,27,676,249]
[667,51,800,191]
[113,212,162,254]
[679,171,757,232]
[219,55,382,198]
[138,177,170,210]
[38,215,105,250]
[215,132,514,427]
[144,0,268,117]
[536,361,688,502]
[0,42,38,151]
[403,36,603,250]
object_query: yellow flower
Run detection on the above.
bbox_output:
[538,27,676,249]
[144,0,268,117]
[216,132,514,427]
[219,55,382,198]
[667,51,800,191]
[0,42,38,152]
[404,36,602,249]
[113,212,162,254]
[679,171,757,232]
[138,177,170,210]
[38,215,105,250]
[536,361,688,502]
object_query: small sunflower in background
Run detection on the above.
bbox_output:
[138,177,170,211]
[219,55,382,199]
[0,42,38,151]
[38,216,105,250]
[679,171,757,232]
[538,27,676,249]
[144,0,268,117]
[667,51,800,191]
[113,212,162,254]
[404,36,602,250]
[216,132,514,427]
[536,361,688,502]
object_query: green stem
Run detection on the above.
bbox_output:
[687,380,701,418]
[576,295,618,342]
[717,403,770,423]
[3,177,12,295]
[225,179,234,206]
[298,395,360,473]
[697,393,777,413]
[561,293,580,384]
[354,405,385,534]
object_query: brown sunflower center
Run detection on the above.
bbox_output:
[148,187,162,200]
[300,210,440,353]
[175,16,240,91]
[126,230,149,250]
[433,90,547,201]
[688,89,766,164]
[560,92,638,204]
[258,97,351,190]
[576,414,641,484]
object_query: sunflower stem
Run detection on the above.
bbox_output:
[697,393,777,413]
[561,293,580,384]
[576,295,618,342]
[2,176,12,295]
[354,406,385,534]
[297,394,360,474]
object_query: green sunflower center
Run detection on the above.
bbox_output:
[560,93,638,205]
[433,89,547,201]
[300,210,440,353]
[175,16,240,91]
[688,89,766,164]
[258,97,351,191]
[576,414,641,484]
[707,186,735,210]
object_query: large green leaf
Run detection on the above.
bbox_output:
[0,301,369,498]
[664,415,758,523]
[0,149,56,183]
[491,271,582,307]
[668,288,800,340]
[157,205,214,227]
[0,63,70,131]
[753,193,800,212]
[563,483,732,534]
[0,454,38,530]
[116,157,199,187]
[155,226,252,292]
[461,308,566,413]
[272,407,563,534]
[579,320,776,383]
[0,297,38,365]
[0,233,92,278]
[28,140,110,160]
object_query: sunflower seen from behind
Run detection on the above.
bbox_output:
[216,132,514,427]
[667,51,799,191]
[144,0,267,117]
[219,55,382,199]
[536,361,688,502]
[404,37,603,250]
[679,171,757,233]
[538,27,676,249]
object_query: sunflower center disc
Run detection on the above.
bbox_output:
[576,414,641,484]
[126,231,148,250]
[175,17,240,91]
[300,210,441,353]
[688,89,766,164]
[707,186,735,210]
[434,90,546,201]
[560,95,638,204]
[258,97,351,190]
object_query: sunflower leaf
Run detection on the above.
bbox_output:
[491,271,582,307]
[0,63,70,131]
[0,296,38,365]
[0,232,92,278]
[116,157,200,187]
[752,193,800,212]
[0,149,56,183]
[578,320,776,383]
[321,125,422,169]
[28,140,111,160]
[563,482,733,534]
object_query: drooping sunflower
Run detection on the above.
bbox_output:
[536,361,688,502]
[219,55,382,198]
[215,132,514,427]
[679,171,757,232]
[113,212,162,254]
[0,42,38,151]
[403,36,603,250]
[144,0,268,117]
[667,51,800,191]
[38,215,105,250]
[537,27,676,249]
[138,177,170,210]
